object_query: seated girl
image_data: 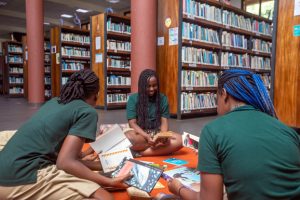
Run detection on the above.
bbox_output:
[165,69,300,200]
[125,69,182,156]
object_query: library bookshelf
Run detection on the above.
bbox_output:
[2,41,24,97]
[50,26,91,97]
[91,13,131,109]
[157,0,273,119]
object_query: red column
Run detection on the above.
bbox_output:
[131,0,157,92]
[26,0,44,104]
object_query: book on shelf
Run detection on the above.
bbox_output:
[162,166,200,192]
[111,158,163,193]
[182,131,199,151]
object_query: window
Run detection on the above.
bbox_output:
[243,0,274,20]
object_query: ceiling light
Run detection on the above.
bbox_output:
[61,14,73,18]
[0,1,7,6]
[106,0,120,3]
[76,8,89,13]
[44,22,50,25]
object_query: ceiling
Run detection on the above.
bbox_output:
[0,0,131,39]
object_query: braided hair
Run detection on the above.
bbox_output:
[218,69,276,117]
[58,69,99,104]
[137,69,161,131]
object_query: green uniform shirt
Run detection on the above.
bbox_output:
[0,98,98,186]
[126,93,170,129]
[198,105,300,200]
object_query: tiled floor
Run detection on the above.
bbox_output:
[0,96,216,137]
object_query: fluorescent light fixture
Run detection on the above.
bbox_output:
[61,14,73,18]
[44,22,50,25]
[106,0,120,3]
[76,8,89,13]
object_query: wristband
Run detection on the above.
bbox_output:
[178,185,185,196]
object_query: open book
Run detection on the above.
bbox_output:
[182,132,199,151]
[90,124,133,172]
[162,167,200,192]
[112,158,163,193]
[90,124,132,154]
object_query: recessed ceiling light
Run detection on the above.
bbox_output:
[44,22,50,25]
[76,8,89,13]
[106,0,120,3]
[0,1,7,6]
[61,14,73,18]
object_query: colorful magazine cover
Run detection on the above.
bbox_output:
[112,158,163,193]
[162,167,200,192]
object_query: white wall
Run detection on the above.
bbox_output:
[231,0,242,9]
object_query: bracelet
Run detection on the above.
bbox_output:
[178,185,185,197]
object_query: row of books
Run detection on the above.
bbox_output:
[107,19,131,34]
[62,62,85,71]
[9,87,24,94]
[61,46,90,58]
[221,52,250,68]
[181,70,218,87]
[44,41,50,51]
[182,46,219,65]
[223,10,252,32]
[9,68,23,73]
[8,45,23,53]
[107,40,131,52]
[182,22,220,44]
[252,20,272,36]
[251,56,271,70]
[44,77,51,85]
[107,56,131,69]
[45,66,51,73]
[61,33,90,44]
[107,93,128,103]
[45,89,51,97]
[183,0,222,24]
[183,0,272,35]
[181,92,217,111]
[8,56,23,63]
[107,75,131,86]
[252,39,271,53]
[9,77,24,84]
[222,31,248,49]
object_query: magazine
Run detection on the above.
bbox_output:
[162,167,200,192]
[112,158,163,193]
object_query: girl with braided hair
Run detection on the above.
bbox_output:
[0,69,130,200]
[166,69,300,200]
[126,69,182,156]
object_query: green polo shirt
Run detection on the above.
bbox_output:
[0,98,98,186]
[126,93,170,127]
[198,105,300,200]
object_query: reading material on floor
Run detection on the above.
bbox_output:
[162,167,200,192]
[182,131,199,150]
[163,158,188,166]
[90,124,132,154]
[112,158,163,193]
[99,147,133,173]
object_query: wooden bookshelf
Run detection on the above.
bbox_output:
[157,0,273,118]
[50,26,91,97]
[91,13,131,109]
[2,41,24,97]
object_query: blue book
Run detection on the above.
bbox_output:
[163,158,188,166]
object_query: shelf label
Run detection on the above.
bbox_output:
[226,25,230,29]
[182,110,191,114]
[187,14,194,20]
[294,25,300,37]
[169,27,178,46]
[114,49,117,53]
[186,87,193,91]
[225,46,230,50]
[189,63,196,67]
[255,32,261,36]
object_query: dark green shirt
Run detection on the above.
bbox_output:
[126,93,169,129]
[0,98,98,186]
[198,105,300,200]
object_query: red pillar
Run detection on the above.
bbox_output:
[131,0,157,92]
[26,0,44,104]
